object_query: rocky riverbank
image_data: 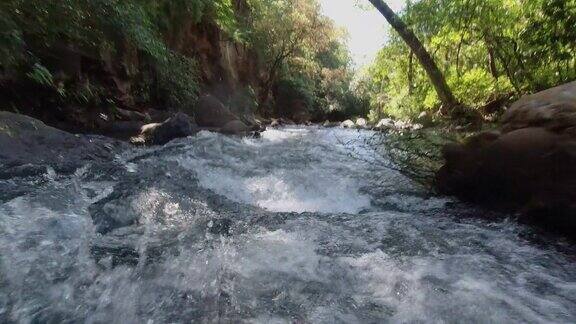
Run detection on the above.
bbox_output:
[436,81,576,239]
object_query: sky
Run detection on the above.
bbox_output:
[319,0,406,68]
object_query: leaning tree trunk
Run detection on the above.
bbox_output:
[368,0,461,114]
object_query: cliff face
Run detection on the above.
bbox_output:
[0,1,263,131]
[175,21,260,103]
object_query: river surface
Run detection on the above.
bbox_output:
[0,126,575,323]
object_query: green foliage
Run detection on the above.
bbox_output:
[26,64,54,88]
[1,0,365,122]
[229,86,259,116]
[0,0,235,111]
[275,78,315,111]
[365,0,576,121]
[247,0,367,120]
[448,69,514,108]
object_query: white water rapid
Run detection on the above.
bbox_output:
[0,126,575,323]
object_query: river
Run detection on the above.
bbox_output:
[1,126,575,323]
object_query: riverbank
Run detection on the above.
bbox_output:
[436,81,576,239]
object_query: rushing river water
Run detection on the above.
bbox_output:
[0,126,575,323]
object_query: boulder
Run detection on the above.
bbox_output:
[147,108,172,123]
[322,120,339,128]
[103,121,146,140]
[501,81,576,133]
[270,118,295,128]
[416,111,434,127]
[134,113,196,145]
[270,119,281,128]
[0,111,124,172]
[114,107,149,122]
[393,120,410,130]
[195,94,239,128]
[356,118,368,128]
[375,118,394,130]
[293,110,311,124]
[341,120,355,128]
[436,82,576,238]
[220,120,250,135]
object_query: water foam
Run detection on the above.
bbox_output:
[1,126,575,323]
[175,127,373,213]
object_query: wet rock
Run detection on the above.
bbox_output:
[147,108,172,123]
[134,113,197,146]
[341,120,355,128]
[270,118,295,128]
[114,107,149,122]
[436,82,576,238]
[195,94,239,128]
[393,120,411,130]
[270,119,281,128]
[0,111,123,172]
[103,121,146,140]
[356,118,368,128]
[322,120,339,128]
[220,120,249,135]
[207,218,233,236]
[292,110,311,124]
[375,118,394,130]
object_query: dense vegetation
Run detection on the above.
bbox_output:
[1,0,574,126]
[0,0,365,123]
[363,0,576,121]
[247,0,369,119]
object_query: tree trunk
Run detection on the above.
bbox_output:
[368,0,460,114]
[408,51,414,94]
[486,43,499,79]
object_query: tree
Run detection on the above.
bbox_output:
[249,0,331,111]
[367,0,461,115]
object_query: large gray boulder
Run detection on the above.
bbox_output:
[0,111,123,172]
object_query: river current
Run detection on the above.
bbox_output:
[0,126,575,323]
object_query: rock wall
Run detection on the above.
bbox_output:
[171,20,260,102]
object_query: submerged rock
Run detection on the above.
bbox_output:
[436,81,576,238]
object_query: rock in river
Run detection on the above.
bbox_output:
[134,113,197,146]
[436,81,576,238]
[194,94,239,128]
[0,111,123,172]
